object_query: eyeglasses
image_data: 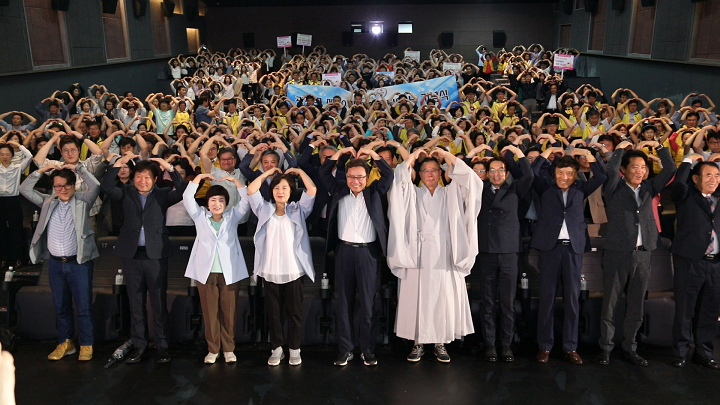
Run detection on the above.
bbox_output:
[488,168,506,174]
[473,169,487,174]
[53,184,73,191]
[420,169,441,174]
[347,175,367,181]
[220,158,236,162]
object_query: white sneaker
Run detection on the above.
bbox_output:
[268,347,284,366]
[204,352,219,364]
[224,351,237,363]
[289,348,302,366]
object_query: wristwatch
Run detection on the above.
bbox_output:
[167,166,175,172]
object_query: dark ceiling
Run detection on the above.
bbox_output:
[205,0,555,6]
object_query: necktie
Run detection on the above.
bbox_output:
[493,188,497,194]
[707,196,716,255]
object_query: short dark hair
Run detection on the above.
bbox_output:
[133,160,159,178]
[692,161,720,177]
[555,156,580,171]
[586,109,600,119]
[50,168,76,186]
[472,160,489,171]
[686,112,700,121]
[58,136,81,150]
[205,185,230,207]
[87,121,100,128]
[621,150,648,168]
[118,137,136,149]
[218,147,237,160]
[268,174,297,203]
[707,130,720,142]
[0,144,14,154]
[260,148,280,164]
[488,156,510,172]
[345,158,371,175]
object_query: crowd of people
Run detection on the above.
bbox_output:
[0,43,719,374]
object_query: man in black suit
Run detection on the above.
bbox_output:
[597,140,676,366]
[531,147,606,365]
[670,155,720,369]
[319,146,393,367]
[239,141,298,201]
[100,155,187,363]
[477,145,533,362]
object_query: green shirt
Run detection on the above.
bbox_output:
[210,218,223,273]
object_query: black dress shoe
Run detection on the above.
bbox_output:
[157,348,171,363]
[334,351,354,366]
[672,357,686,368]
[484,346,497,362]
[500,346,514,362]
[596,350,611,365]
[623,351,648,366]
[692,353,720,369]
[126,348,146,364]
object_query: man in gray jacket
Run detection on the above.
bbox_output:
[20,163,101,361]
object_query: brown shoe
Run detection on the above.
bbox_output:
[78,346,93,361]
[564,351,583,365]
[48,339,76,360]
[537,350,550,363]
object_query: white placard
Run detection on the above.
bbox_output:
[277,36,292,48]
[297,34,312,47]
[404,50,420,62]
[553,53,575,70]
[443,62,462,72]
[322,73,342,86]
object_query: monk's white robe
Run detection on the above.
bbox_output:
[387,159,483,343]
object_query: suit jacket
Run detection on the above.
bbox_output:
[239,150,299,201]
[298,145,345,225]
[530,157,607,254]
[21,165,101,264]
[603,147,676,252]
[248,188,316,281]
[478,157,534,253]
[319,156,393,256]
[182,182,251,285]
[100,166,187,260]
[671,161,720,260]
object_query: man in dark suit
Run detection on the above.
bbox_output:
[670,155,720,369]
[319,146,393,367]
[100,155,187,364]
[597,140,676,366]
[239,141,298,201]
[477,145,533,362]
[531,147,606,365]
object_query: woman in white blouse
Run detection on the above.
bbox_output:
[246,167,316,367]
[182,173,251,364]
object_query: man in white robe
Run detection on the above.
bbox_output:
[387,147,483,362]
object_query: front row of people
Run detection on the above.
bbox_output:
[18,143,720,369]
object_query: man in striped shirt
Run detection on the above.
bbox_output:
[20,164,101,362]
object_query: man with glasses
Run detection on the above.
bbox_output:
[476,145,533,362]
[200,138,246,207]
[388,147,482,363]
[20,164,101,361]
[320,146,393,367]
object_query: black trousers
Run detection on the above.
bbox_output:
[599,249,652,352]
[335,242,379,354]
[537,243,582,352]
[0,196,25,262]
[672,255,720,359]
[123,252,169,349]
[479,252,519,347]
[264,278,304,350]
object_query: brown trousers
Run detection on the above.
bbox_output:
[197,273,239,354]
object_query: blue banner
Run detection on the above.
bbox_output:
[286,75,460,109]
[366,76,460,108]
[286,85,352,108]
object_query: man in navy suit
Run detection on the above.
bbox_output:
[320,146,393,367]
[531,147,607,365]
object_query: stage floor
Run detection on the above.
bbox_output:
[11,339,720,404]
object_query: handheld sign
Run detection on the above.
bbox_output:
[296,34,312,47]
[404,50,420,62]
[277,36,292,48]
[553,54,575,70]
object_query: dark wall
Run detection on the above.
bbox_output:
[575,54,720,105]
[0,1,206,75]
[0,59,174,121]
[205,3,555,62]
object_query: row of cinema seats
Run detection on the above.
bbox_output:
[5,235,676,349]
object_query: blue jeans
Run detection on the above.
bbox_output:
[48,258,94,346]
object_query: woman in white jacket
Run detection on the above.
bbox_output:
[182,173,251,364]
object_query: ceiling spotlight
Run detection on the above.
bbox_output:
[371,25,382,35]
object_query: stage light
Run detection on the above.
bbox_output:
[371,25,382,34]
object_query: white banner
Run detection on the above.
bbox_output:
[322,72,342,86]
[443,62,462,72]
[553,53,575,70]
[404,50,420,62]
[277,36,292,48]
[296,34,312,47]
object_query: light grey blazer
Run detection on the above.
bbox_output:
[247,189,316,282]
[20,165,101,265]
